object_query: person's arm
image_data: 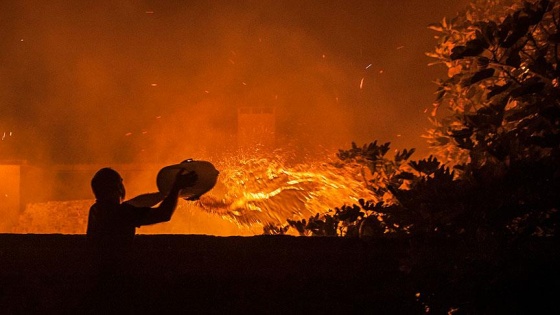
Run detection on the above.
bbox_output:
[142,170,197,224]
[125,192,165,208]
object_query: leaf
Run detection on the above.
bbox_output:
[448,64,463,77]
[454,135,474,150]
[526,0,549,24]
[510,81,545,98]
[409,156,442,175]
[450,46,467,60]
[395,148,416,162]
[470,68,495,85]
[529,133,560,148]
[435,136,450,145]
[501,16,531,48]
[504,106,538,122]
[497,15,513,42]
[450,39,487,61]
[431,166,455,183]
[478,21,498,45]
[434,88,446,103]
[425,51,440,58]
[487,82,513,99]
[450,128,473,138]
[394,171,416,181]
[476,56,490,69]
[427,22,443,32]
[506,51,521,68]
[335,204,363,222]
[490,94,510,112]
[529,53,555,77]
[466,9,473,22]
[547,32,560,43]
[472,32,490,49]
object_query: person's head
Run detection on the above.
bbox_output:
[91,168,126,202]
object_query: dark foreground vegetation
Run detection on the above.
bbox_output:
[267,0,560,313]
[0,234,557,314]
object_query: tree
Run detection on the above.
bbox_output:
[273,2,560,313]
[426,0,560,166]
[424,0,560,237]
[279,0,559,240]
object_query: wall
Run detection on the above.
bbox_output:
[0,234,557,314]
[0,234,411,314]
[0,164,21,230]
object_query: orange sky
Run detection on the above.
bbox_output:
[0,0,468,164]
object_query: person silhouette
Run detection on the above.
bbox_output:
[83,167,197,313]
[86,167,197,247]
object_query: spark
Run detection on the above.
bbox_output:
[2,132,5,140]
[204,90,210,94]
[366,64,372,69]
[145,11,154,14]
[242,82,247,86]
[151,83,158,87]
[156,116,162,119]
[397,45,405,50]
[125,132,132,136]
[322,54,326,59]
[20,39,24,42]
[448,307,460,314]
[379,70,384,74]
[360,77,365,89]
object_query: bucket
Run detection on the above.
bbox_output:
[156,159,219,199]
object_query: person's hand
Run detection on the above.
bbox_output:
[185,194,200,201]
[174,169,198,189]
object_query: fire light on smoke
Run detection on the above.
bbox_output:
[0,0,468,235]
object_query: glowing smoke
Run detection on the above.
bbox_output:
[0,0,467,164]
[1,0,469,235]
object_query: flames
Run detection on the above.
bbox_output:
[10,150,373,236]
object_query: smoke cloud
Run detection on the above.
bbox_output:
[0,0,468,164]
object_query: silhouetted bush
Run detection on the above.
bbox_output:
[272,1,560,312]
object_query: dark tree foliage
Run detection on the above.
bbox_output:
[425,0,560,238]
[280,0,560,240]
[266,1,560,313]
